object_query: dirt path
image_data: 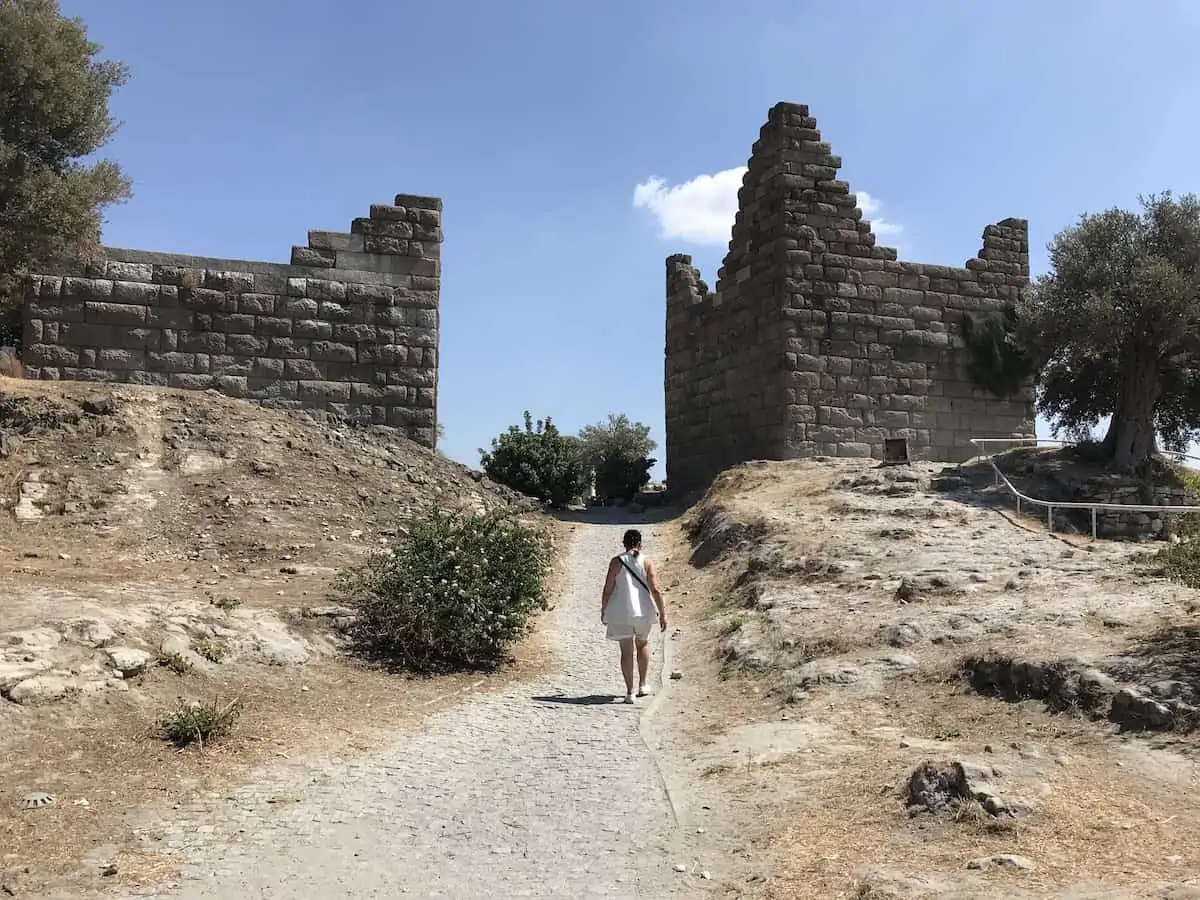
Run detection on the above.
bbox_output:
[53,513,720,899]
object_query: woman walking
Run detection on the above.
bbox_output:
[600,529,667,704]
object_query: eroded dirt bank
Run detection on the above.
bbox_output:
[0,380,535,895]
[668,457,1200,899]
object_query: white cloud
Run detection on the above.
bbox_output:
[855,191,904,243]
[632,167,747,246]
[633,168,904,249]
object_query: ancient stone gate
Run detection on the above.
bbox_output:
[664,102,1034,492]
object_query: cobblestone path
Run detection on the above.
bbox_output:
[119,517,699,898]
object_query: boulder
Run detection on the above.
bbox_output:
[0,658,53,692]
[7,674,72,705]
[105,647,152,678]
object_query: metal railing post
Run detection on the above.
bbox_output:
[1047,505,1053,532]
[1091,507,1098,540]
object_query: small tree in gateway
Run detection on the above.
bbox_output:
[578,413,657,503]
[0,0,132,348]
[1023,193,1200,471]
[479,411,589,507]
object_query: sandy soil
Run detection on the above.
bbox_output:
[664,457,1200,900]
[0,379,548,896]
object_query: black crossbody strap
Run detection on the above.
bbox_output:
[618,555,652,595]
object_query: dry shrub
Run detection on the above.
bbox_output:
[158,697,243,749]
[337,509,552,673]
[0,354,24,378]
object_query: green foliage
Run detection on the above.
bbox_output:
[337,509,551,673]
[578,413,658,502]
[479,411,589,507]
[0,0,132,349]
[961,305,1035,398]
[1024,193,1200,470]
[158,697,242,748]
[1155,542,1200,590]
[593,451,655,503]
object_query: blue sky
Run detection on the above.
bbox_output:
[63,0,1200,475]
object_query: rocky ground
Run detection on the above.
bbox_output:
[0,379,534,895]
[670,457,1200,899]
[8,378,1200,899]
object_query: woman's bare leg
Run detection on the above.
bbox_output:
[635,638,650,694]
[619,639,635,699]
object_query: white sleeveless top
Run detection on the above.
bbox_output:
[606,551,654,625]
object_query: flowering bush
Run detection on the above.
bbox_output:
[337,509,552,673]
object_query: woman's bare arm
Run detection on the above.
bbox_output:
[600,557,619,619]
[644,558,667,624]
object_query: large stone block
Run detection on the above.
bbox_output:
[154,266,205,288]
[319,301,354,322]
[268,338,310,359]
[334,251,438,278]
[293,319,333,339]
[85,301,148,326]
[247,377,298,400]
[23,344,80,366]
[310,341,356,363]
[298,380,351,402]
[97,348,144,370]
[238,293,275,315]
[181,288,236,313]
[279,297,319,318]
[252,357,286,378]
[291,246,336,267]
[257,316,293,337]
[214,313,257,334]
[333,324,377,343]
[306,279,347,302]
[27,300,84,322]
[226,334,269,356]
[147,352,197,373]
[106,261,155,283]
[283,358,323,379]
[179,331,225,353]
[60,277,112,301]
[209,356,253,377]
[116,328,160,350]
[111,281,162,305]
[204,271,255,293]
[308,231,364,253]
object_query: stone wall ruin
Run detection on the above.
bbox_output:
[665,102,1035,492]
[21,193,442,448]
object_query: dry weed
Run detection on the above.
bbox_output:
[0,355,24,379]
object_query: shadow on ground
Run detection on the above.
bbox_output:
[1112,624,1200,696]
[549,506,680,527]
[531,694,621,706]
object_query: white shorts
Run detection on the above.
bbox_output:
[606,618,654,642]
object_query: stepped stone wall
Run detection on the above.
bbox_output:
[21,194,442,448]
[665,102,1035,492]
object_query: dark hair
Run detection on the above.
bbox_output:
[622,529,642,551]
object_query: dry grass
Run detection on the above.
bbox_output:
[661,457,1200,899]
[0,474,569,895]
[758,683,1200,898]
[0,356,24,379]
[0,655,506,893]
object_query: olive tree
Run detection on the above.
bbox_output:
[0,0,131,346]
[1023,193,1200,471]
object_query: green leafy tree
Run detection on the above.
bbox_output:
[479,411,589,507]
[1022,193,1200,471]
[578,413,657,502]
[0,0,132,347]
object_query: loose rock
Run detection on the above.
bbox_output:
[105,646,152,677]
